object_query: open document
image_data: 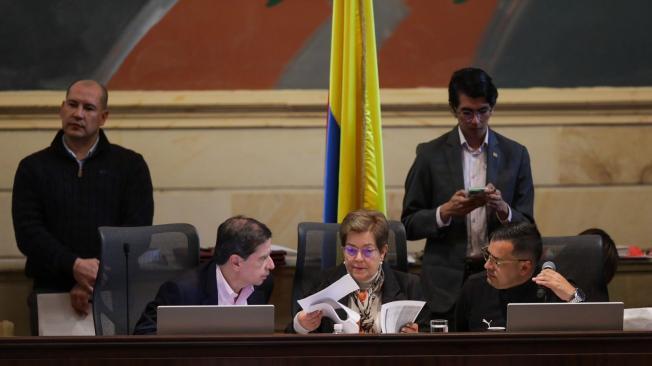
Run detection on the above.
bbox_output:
[297,274,361,333]
[37,293,95,336]
[380,300,426,333]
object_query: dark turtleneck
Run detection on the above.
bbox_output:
[455,269,560,331]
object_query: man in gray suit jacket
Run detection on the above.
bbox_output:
[401,68,534,328]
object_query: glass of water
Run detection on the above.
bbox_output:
[430,319,448,333]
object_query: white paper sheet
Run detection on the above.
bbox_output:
[624,307,652,331]
[380,300,425,333]
[271,244,298,254]
[297,274,360,333]
[37,293,95,336]
[297,274,359,310]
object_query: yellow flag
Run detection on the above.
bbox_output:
[324,0,386,222]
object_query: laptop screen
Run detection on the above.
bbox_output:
[507,302,624,332]
[157,305,275,335]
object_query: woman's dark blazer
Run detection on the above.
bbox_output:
[286,262,428,333]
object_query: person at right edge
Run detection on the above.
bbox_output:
[401,68,535,329]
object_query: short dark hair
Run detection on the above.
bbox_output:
[66,79,109,110]
[490,222,542,263]
[339,210,389,250]
[579,228,618,284]
[213,215,272,265]
[448,67,498,112]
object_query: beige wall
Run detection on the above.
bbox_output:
[2,88,651,256]
[1,88,651,334]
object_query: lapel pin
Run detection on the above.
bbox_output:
[493,152,498,158]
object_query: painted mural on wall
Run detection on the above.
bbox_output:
[1,0,651,90]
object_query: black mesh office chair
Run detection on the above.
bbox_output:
[541,234,609,302]
[290,220,408,316]
[92,223,200,335]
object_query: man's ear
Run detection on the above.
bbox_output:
[228,254,241,271]
[99,109,109,126]
[520,260,533,276]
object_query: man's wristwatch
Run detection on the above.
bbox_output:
[568,287,586,303]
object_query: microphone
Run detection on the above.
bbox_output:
[123,242,131,334]
[536,261,556,300]
[542,261,556,271]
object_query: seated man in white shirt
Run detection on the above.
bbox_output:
[134,215,275,335]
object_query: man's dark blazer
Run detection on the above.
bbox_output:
[287,263,429,333]
[133,260,272,335]
[401,127,534,314]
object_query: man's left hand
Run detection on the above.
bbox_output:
[532,269,576,301]
[70,284,92,316]
[485,183,510,220]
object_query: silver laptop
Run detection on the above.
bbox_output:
[157,305,274,335]
[507,302,624,331]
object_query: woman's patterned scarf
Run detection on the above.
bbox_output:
[348,267,385,333]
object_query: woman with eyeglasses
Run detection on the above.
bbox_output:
[290,210,428,334]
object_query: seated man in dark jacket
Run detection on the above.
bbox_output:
[456,222,586,331]
[134,215,275,335]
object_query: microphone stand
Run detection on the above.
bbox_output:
[123,243,130,334]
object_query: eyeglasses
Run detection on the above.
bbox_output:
[481,246,530,267]
[343,245,378,259]
[457,107,491,122]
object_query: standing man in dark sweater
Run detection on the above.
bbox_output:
[12,80,154,326]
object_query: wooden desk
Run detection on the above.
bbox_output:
[1,332,652,365]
